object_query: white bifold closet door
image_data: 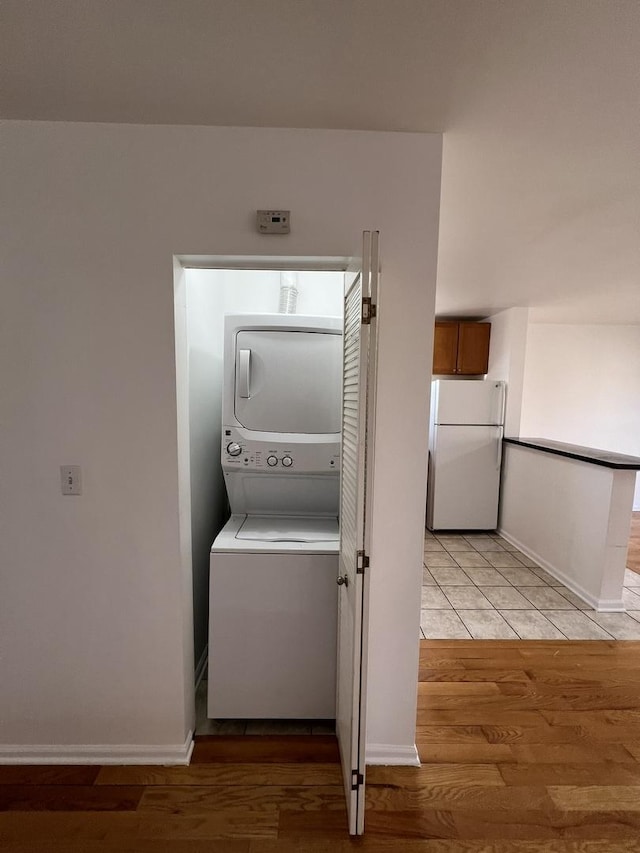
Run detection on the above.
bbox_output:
[336,230,379,836]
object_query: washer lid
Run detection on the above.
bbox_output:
[236,515,339,542]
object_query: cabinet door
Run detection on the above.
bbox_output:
[433,322,459,374]
[457,322,491,375]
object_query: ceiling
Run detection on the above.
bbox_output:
[2,0,639,323]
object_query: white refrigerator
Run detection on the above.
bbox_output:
[426,380,506,531]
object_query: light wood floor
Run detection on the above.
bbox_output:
[627,511,640,575]
[2,640,640,850]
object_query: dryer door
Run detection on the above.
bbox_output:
[234,330,342,434]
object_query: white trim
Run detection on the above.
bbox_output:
[194,644,208,690]
[498,529,625,613]
[365,743,420,766]
[0,731,194,766]
[178,254,349,272]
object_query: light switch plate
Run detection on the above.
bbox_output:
[61,465,82,495]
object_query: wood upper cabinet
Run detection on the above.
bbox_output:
[432,322,460,375]
[433,321,491,375]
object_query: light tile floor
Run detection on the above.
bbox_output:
[421,531,640,640]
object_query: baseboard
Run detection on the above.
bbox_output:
[365,743,420,766]
[195,644,208,689]
[498,529,625,613]
[0,730,194,765]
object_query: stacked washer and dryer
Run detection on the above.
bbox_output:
[207,312,343,720]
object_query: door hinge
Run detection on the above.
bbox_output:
[361,297,376,324]
[351,769,364,790]
[356,550,369,574]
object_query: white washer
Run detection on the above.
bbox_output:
[208,515,338,719]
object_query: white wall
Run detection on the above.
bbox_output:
[520,324,640,510]
[186,277,225,670]
[185,269,344,669]
[485,308,530,437]
[0,121,442,762]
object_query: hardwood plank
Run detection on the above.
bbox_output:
[0,842,250,853]
[356,808,459,840]
[419,651,527,663]
[365,783,553,813]
[420,640,629,657]
[0,784,143,812]
[137,784,345,814]
[497,681,640,710]
[0,810,277,842]
[136,811,279,840]
[481,724,588,745]
[95,763,342,787]
[454,807,640,841]
[499,762,640,786]
[508,743,635,764]
[0,812,140,842]
[419,695,574,713]
[551,813,640,840]
[275,808,350,840]
[606,710,640,723]
[516,641,622,655]
[624,742,640,761]
[515,648,626,660]
[248,842,640,853]
[414,725,489,744]
[547,785,640,812]
[521,659,640,673]
[522,669,640,687]
[366,764,505,787]
[190,736,339,764]
[419,668,532,683]
[420,656,526,670]
[543,710,640,726]
[417,709,549,726]
[578,724,640,743]
[418,682,501,697]
[419,639,621,649]
[417,743,515,763]
[0,766,99,786]
[451,809,561,840]
[423,686,640,713]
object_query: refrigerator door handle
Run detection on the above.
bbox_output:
[495,381,506,426]
[496,426,504,470]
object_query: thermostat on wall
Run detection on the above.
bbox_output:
[257,210,290,234]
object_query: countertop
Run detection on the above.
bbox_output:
[503,437,640,470]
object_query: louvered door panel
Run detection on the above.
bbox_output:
[336,230,379,836]
[340,283,362,575]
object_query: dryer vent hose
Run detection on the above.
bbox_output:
[279,271,298,314]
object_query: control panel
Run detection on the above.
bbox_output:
[222,427,340,474]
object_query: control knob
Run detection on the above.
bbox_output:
[266,455,278,467]
[282,456,293,468]
[227,442,242,457]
